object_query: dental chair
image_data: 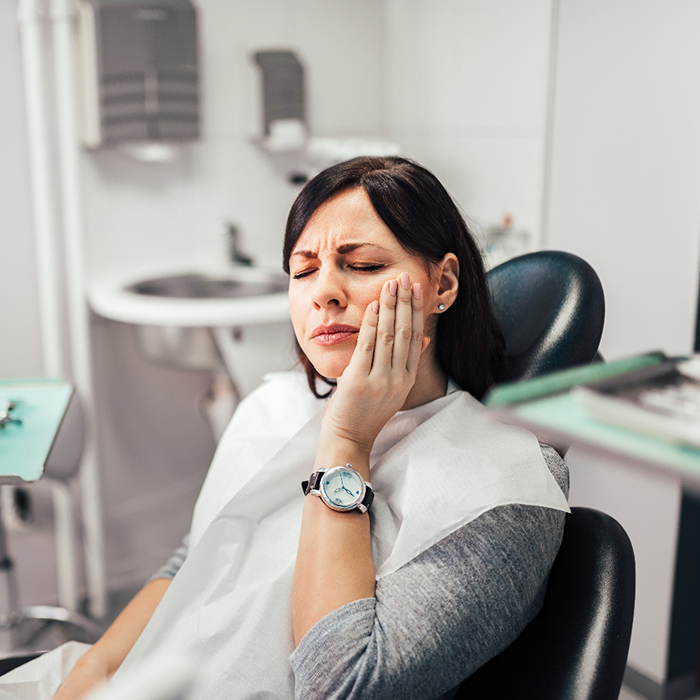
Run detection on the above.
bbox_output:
[457,252,634,698]
[455,507,635,700]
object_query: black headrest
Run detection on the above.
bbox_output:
[487,250,605,382]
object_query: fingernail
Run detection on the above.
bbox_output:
[412,283,422,299]
[400,272,410,290]
[389,279,398,296]
[371,300,379,313]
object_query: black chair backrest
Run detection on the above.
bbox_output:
[487,250,605,383]
[455,507,635,700]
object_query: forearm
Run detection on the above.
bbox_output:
[79,578,171,676]
[292,438,376,647]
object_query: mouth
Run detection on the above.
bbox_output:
[311,324,359,346]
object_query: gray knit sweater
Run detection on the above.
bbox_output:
[150,445,568,700]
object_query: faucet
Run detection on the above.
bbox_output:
[226,221,254,266]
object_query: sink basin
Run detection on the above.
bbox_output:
[125,270,288,299]
[89,265,290,328]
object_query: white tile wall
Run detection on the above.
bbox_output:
[289,0,387,136]
[545,0,700,360]
[90,314,218,591]
[395,132,546,240]
[386,0,552,132]
[385,0,553,241]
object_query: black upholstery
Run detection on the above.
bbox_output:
[455,507,635,700]
[0,653,41,676]
[487,250,605,383]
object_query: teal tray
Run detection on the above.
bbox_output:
[0,379,74,483]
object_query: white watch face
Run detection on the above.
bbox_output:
[320,466,365,510]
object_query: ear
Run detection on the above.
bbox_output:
[434,253,459,312]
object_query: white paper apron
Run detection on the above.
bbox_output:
[109,372,569,698]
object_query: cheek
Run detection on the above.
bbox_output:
[349,276,388,305]
[288,292,307,338]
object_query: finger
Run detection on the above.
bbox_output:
[393,272,415,371]
[406,282,426,374]
[344,299,379,377]
[372,277,399,371]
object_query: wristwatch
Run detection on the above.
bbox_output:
[301,464,374,513]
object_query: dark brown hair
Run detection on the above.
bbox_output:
[283,156,503,400]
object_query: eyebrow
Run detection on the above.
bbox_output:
[290,242,391,259]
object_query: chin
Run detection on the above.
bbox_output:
[305,347,352,381]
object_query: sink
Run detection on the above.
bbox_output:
[89,265,290,328]
[89,264,291,378]
[125,270,288,300]
[89,264,293,439]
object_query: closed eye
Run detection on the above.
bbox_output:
[292,264,384,280]
[349,264,384,272]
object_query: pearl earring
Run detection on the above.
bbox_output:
[438,304,445,311]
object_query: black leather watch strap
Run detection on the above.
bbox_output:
[301,470,324,495]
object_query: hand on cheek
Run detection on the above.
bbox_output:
[322,272,429,452]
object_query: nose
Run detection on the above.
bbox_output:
[312,266,347,309]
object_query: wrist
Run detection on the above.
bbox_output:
[315,433,372,478]
[319,416,376,454]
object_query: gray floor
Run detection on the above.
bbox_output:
[0,585,141,658]
[619,687,649,700]
[620,685,700,700]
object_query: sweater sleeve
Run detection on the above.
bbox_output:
[289,445,569,700]
[145,534,190,585]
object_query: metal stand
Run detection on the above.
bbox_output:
[0,496,101,655]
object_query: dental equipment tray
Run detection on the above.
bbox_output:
[0,379,76,483]
[573,358,700,450]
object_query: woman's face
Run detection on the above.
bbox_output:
[288,188,441,380]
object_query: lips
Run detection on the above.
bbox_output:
[311,324,359,346]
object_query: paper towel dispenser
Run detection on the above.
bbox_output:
[253,50,306,137]
[77,0,200,148]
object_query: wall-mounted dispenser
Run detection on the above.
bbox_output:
[251,47,399,184]
[76,0,200,149]
[253,50,307,152]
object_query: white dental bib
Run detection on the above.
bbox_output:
[112,371,570,698]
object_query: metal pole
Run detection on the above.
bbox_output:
[50,0,107,619]
[16,0,66,380]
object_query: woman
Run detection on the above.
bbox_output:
[53,156,569,699]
